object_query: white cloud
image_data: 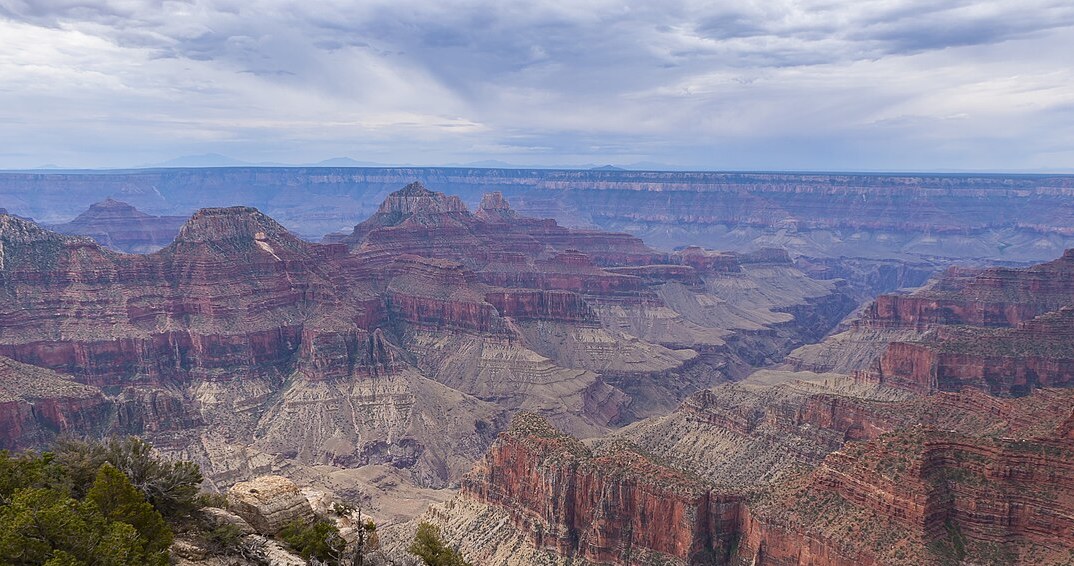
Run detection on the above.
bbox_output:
[0,0,1072,169]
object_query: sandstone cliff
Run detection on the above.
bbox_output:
[433,377,1074,565]
[430,243,1074,563]
[434,413,741,565]
[856,250,1074,396]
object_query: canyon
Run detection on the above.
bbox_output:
[423,240,1074,564]
[5,174,1074,564]
[0,183,852,520]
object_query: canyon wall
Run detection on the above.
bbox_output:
[458,413,740,565]
[430,241,1074,564]
[4,168,1074,261]
[860,250,1074,396]
[438,378,1074,565]
[0,184,853,492]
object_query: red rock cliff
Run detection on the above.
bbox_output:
[461,413,741,564]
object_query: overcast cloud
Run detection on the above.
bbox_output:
[1,0,1072,170]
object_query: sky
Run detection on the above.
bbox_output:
[1,1,1073,171]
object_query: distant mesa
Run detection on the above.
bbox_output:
[50,198,188,254]
[310,157,388,167]
[5,168,1074,263]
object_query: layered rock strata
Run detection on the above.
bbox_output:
[227,475,316,535]
[856,250,1074,396]
[0,184,852,493]
[50,198,187,253]
[436,376,1074,565]
[442,413,741,565]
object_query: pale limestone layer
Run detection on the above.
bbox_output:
[227,475,314,535]
[415,496,577,566]
[613,371,912,492]
[785,326,924,374]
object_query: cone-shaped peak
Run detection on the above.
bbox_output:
[395,181,436,197]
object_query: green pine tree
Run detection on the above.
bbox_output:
[85,463,172,562]
[408,522,471,566]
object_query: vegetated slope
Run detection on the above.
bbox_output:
[0,184,852,504]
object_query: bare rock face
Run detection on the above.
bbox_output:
[475,191,518,223]
[0,186,853,492]
[341,181,471,244]
[0,356,113,449]
[863,250,1074,330]
[227,475,315,535]
[448,413,740,565]
[855,251,1074,396]
[198,506,256,536]
[50,199,187,254]
[440,371,1074,565]
[379,181,468,215]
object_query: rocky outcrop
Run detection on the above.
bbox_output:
[50,199,187,254]
[811,430,1074,549]
[441,378,1074,565]
[475,191,518,223]
[859,253,1074,395]
[227,475,315,535]
[340,181,472,246]
[455,413,740,565]
[863,250,1074,330]
[0,356,113,449]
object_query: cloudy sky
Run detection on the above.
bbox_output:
[1,0,1073,171]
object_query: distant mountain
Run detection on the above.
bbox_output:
[146,153,251,168]
[454,159,532,168]
[308,157,388,167]
[143,154,403,168]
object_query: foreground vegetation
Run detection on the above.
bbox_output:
[2,437,473,565]
[0,437,201,565]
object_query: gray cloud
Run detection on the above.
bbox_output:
[0,0,1072,170]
